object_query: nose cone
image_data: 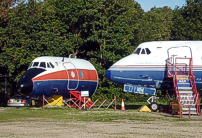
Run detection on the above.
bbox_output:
[105,70,111,80]
[17,68,46,95]
[17,79,33,95]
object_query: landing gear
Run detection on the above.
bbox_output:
[149,102,159,112]
[147,96,159,112]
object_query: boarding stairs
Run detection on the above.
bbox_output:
[167,57,200,115]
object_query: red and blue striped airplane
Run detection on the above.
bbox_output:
[17,56,98,101]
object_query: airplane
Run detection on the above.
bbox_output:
[105,41,202,113]
[17,55,98,102]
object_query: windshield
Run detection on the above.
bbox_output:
[146,48,151,55]
[49,62,55,68]
[28,62,33,69]
[133,48,141,55]
[39,62,46,68]
[33,62,39,67]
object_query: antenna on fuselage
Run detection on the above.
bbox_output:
[62,54,66,62]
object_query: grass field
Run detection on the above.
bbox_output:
[0,105,202,138]
[0,104,201,123]
[0,106,165,123]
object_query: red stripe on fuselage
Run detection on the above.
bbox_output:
[32,69,98,81]
[112,65,166,67]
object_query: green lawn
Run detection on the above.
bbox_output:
[0,106,190,123]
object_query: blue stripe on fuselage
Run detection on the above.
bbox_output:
[108,66,202,90]
[30,80,98,100]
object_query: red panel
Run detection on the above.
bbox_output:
[32,70,67,81]
[33,69,98,81]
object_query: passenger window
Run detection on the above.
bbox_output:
[47,63,51,68]
[146,48,151,55]
[141,49,146,54]
[79,70,84,79]
[133,48,141,55]
[39,62,46,68]
[49,62,55,68]
[33,62,39,67]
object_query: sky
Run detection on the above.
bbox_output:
[135,0,186,12]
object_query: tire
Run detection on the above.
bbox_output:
[25,103,30,107]
[149,102,159,112]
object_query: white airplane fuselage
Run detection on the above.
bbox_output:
[17,56,98,100]
[105,41,202,93]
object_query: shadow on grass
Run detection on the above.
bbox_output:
[0,103,6,107]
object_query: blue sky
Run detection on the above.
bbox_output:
[135,0,186,12]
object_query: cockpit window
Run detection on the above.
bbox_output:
[47,63,51,68]
[141,49,146,54]
[49,62,55,68]
[28,62,33,68]
[133,48,141,55]
[146,48,151,55]
[33,62,39,67]
[39,62,46,68]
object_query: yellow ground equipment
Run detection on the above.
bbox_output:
[138,105,152,112]
[37,95,64,106]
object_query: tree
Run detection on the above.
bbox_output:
[1,0,74,82]
[0,0,19,75]
[0,0,19,102]
[171,0,202,40]
[44,0,138,100]
[80,0,142,101]
[136,6,173,43]
[0,0,150,102]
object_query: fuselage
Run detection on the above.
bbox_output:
[105,41,202,92]
[17,56,98,100]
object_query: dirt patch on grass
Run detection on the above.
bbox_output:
[1,112,202,138]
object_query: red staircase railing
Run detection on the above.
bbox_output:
[166,57,200,115]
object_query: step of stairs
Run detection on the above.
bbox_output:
[177,76,189,80]
[182,107,196,111]
[178,87,192,90]
[182,112,197,115]
[178,83,191,87]
[179,91,193,94]
[182,108,197,115]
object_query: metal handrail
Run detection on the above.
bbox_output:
[167,57,200,115]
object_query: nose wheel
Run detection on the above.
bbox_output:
[147,96,159,112]
[149,102,159,112]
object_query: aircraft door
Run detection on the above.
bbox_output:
[168,46,192,58]
[62,62,79,90]
[167,46,192,75]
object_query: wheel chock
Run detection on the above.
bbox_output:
[138,105,151,112]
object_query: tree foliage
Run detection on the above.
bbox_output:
[1,0,202,102]
[171,0,202,40]
[136,6,173,43]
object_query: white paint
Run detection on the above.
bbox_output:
[112,41,202,67]
[81,91,89,97]
[28,56,97,79]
